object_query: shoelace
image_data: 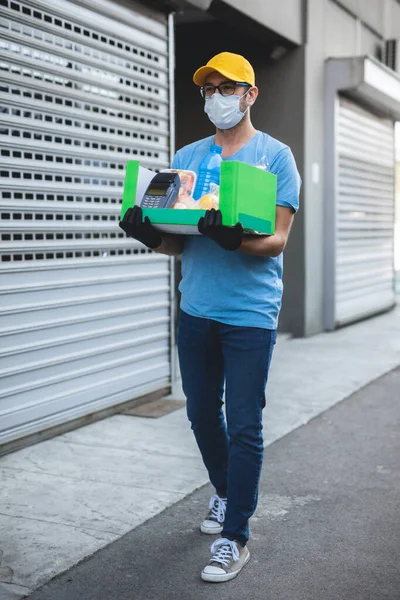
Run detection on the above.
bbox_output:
[209,494,227,522]
[210,538,240,566]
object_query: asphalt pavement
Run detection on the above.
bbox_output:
[27,367,400,600]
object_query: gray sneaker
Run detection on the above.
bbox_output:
[200,494,227,535]
[201,537,250,583]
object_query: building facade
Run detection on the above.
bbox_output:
[1,0,399,448]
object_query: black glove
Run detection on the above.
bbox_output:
[198,209,243,251]
[119,206,162,250]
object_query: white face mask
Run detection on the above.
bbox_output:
[204,89,251,130]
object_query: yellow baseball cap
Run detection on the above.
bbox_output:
[193,52,255,87]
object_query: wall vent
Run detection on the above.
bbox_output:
[384,38,400,73]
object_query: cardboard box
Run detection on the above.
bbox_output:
[120,160,277,235]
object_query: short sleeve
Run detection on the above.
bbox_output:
[270,148,301,213]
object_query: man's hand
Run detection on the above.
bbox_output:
[198,209,243,251]
[119,206,162,250]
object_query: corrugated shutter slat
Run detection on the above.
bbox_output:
[334,98,396,326]
[0,0,171,445]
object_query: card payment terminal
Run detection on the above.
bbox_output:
[141,172,180,208]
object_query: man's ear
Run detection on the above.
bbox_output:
[248,86,258,106]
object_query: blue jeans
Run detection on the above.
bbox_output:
[177,310,276,546]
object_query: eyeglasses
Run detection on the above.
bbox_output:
[200,82,250,99]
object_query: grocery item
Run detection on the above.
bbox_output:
[199,194,218,210]
[160,169,199,209]
[121,159,277,236]
[193,144,222,200]
[161,169,197,207]
[197,183,220,210]
[174,194,196,209]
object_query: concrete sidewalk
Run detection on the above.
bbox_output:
[1,307,400,599]
[27,366,400,600]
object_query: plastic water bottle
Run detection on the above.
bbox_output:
[193,144,222,200]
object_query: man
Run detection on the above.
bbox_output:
[120,52,301,583]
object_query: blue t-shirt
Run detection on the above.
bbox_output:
[172,131,301,330]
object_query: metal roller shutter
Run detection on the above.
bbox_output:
[0,0,173,445]
[334,98,396,327]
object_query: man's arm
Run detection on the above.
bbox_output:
[238,206,294,258]
[153,233,184,256]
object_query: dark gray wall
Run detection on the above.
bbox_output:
[219,0,303,45]
[251,48,306,335]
